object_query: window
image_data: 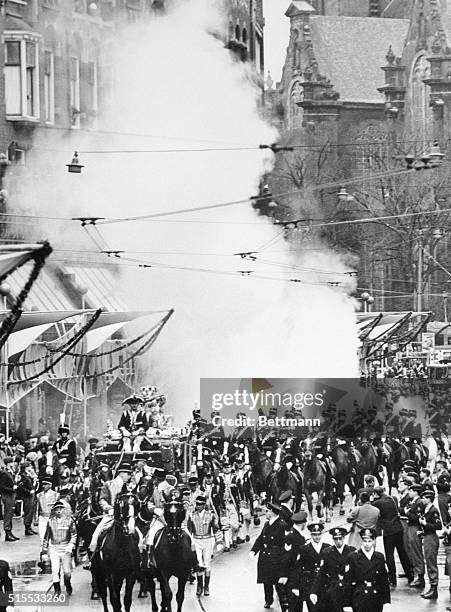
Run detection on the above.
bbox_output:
[4,38,40,120]
[43,50,55,123]
[70,56,80,128]
[87,60,98,120]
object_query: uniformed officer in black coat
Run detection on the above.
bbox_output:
[278,490,295,528]
[0,559,13,612]
[250,502,289,610]
[279,511,307,612]
[310,527,355,612]
[343,528,391,612]
[419,488,442,600]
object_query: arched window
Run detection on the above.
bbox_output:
[235,25,241,41]
[229,21,234,40]
[242,28,248,45]
[411,54,432,143]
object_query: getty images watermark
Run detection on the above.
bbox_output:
[199,379,326,429]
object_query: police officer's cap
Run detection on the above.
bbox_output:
[292,511,307,524]
[409,483,422,492]
[117,463,132,474]
[360,528,376,540]
[153,468,166,479]
[41,477,52,485]
[195,495,207,504]
[330,527,347,538]
[53,501,65,509]
[279,490,295,503]
[307,523,324,534]
[421,488,435,500]
[403,460,416,467]
[267,502,280,514]
[88,438,99,445]
[406,471,419,481]
[188,476,198,484]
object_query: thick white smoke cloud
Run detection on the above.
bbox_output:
[14,0,359,422]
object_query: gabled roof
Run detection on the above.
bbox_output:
[382,0,414,19]
[285,1,315,18]
[309,16,409,104]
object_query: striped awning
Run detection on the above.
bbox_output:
[8,264,73,311]
[62,265,127,311]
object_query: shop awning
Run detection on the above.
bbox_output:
[8,265,74,311]
[62,265,127,311]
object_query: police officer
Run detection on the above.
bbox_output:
[250,502,289,610]
[278,490,295,529]
[279,511,308,612]
[299,523,330,612]
[0,457,19,541]
[405,483,426,589]
[0,559,13,612]
[419,488,442,600]
[310,527,355,612]
[53,426,76,470]
[342,528,391,612]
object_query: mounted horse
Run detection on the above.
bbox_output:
[385,439,410,494]
[301,438,333,522]
[91,493,141,612]
[355,440,380,489]
[145,500,195,612]
[330,442,353,516]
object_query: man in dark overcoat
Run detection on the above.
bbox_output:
[342,528,391,612]
[250,502,289,610]
[310,527,355,612]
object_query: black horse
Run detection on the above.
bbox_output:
[91,493,141,612]
[149,500,195,612]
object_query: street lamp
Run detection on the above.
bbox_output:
[66,152,84,174]
[361,291,374,313]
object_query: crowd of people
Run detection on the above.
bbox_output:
[0,388,450,611]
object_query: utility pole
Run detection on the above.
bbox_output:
[417,230,424,312]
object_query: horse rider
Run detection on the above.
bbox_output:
[310,527,355,612]
[419,488,442,600]
[87,463,132,559]
[187,494,221,597]
[342,528,391,612]
[278,511,307,612]
[41,500,76,596]
[53,425,77,473]
[249,502,289,611]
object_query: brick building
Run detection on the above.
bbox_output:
[268,0,450,317]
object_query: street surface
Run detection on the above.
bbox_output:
[6,493,449,612]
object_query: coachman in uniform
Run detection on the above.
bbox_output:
[250,502,289,611]
[53,426,76,470]
[343,528,391,612]
[310,527,355,612]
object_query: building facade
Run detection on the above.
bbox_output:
[268,0,450,318]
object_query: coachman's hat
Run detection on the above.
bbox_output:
[330,527,347,538]
[308,523,324,534]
